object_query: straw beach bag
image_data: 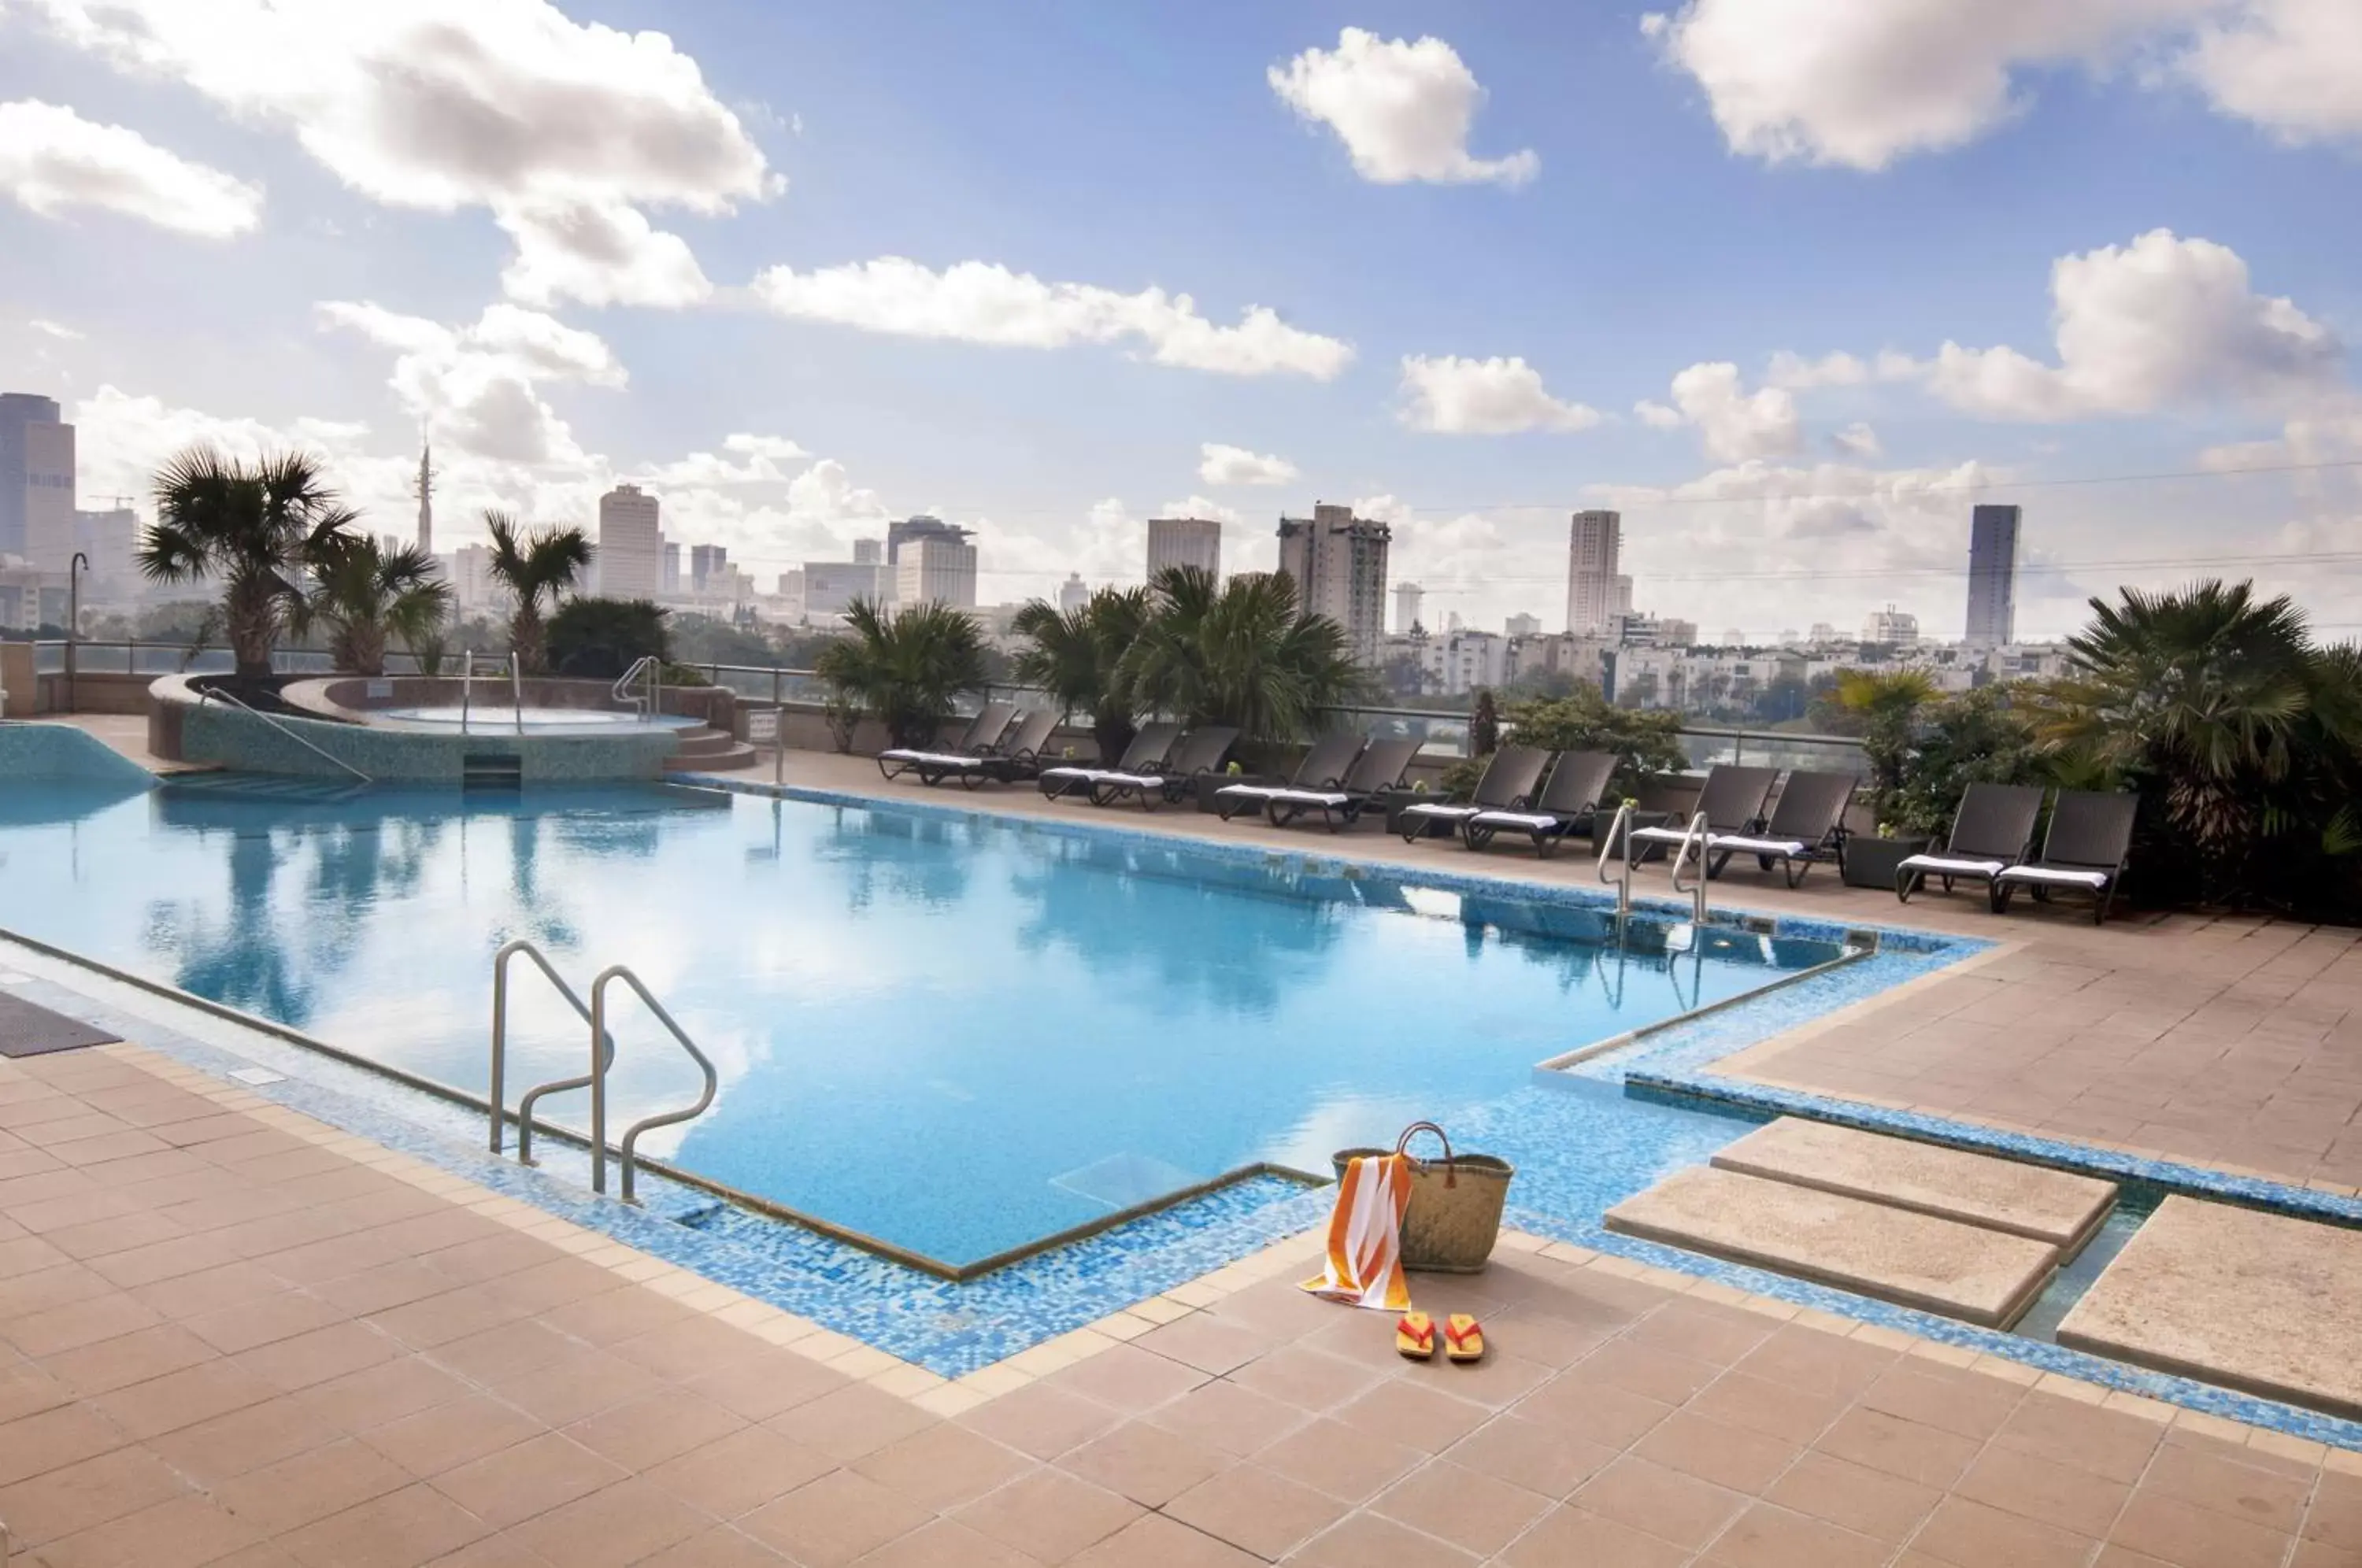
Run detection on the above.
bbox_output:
[1332,1121,1514,1274]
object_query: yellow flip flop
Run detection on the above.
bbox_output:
[1396,1311,1436,1361]
[1444,1315,1485,1363]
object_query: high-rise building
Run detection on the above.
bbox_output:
[887,514,972,563]
[690,543,727,594]
[0,394,74,569]
[1863,606,1920,647]
[896,536,979,608]
[853,538,883,565]
[661,541,680,595]
[1505,612,1541,638]
[1276,503,1390,666]
[1146,516,1223,583]
[1058,573,1090,614]
[1966,505,2020,648]
[597,483,661,599]
[413,440,434,556]
[1564,510,1622,636]
[802,560,890,616]
[1394,582,1424,634]
[72,506,137,603]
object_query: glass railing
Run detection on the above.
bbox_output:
[1675,724,1871,778]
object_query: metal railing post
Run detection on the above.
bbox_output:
[496,940,616,1163]
[1596,802,1635,919]
[588,978,610,1194]
[1669,810,1711,924]
[590,965,720,1205]
[461,650,472,734]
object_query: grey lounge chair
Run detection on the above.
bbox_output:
[1038,722,1179,800]
[1896,782,2047,904]
[1265,738,1423,831]
[1395,745,1551,843]
[1992,790,2138,924]
[1462,750,1617,857]
[1088,727,1241,809]
[1627,765,1780,862]
[917,709,1061,788]
[1214,733,1364,822]
[876,701,1016,781]
[1704,770,1857,886]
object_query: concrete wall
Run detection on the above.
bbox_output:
[0,642,31,718]
[33,671,150,715]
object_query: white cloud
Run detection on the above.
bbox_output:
[1660,362,1803,462]
[1923,229,2342,419]
[1198,442,1298,486]
[0,99,261,236]
[1635,400,1686,429]
[1156,494,1243,527]
[1643,0,2362,170]
[1830,421,1884,458]
[28,318,83,340]
[1762,349,1917,390]
[635,431,809,488]
[747,257,1352,379]
[1398,355,1601,435]
[318,300,626,466]
[1268,28,1538,187]
[17,0,774,306]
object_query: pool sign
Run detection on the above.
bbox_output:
[746,708,779,743]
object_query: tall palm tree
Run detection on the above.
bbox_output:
[138,448,361,680]
[1833,667,1938,826]
[1120,566,1368,743]
[483,511,592,675]
[307,538,450,676]
[814,597,988,749]
[1010,586,1151,764]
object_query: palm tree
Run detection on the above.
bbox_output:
[813,597,988,749]
[1120,567,1368,744]
[307,538,450,676]
[1009,586,1151,764]
[138,448,361,680]
[484,512,592,675]
[1833,667,1938,826]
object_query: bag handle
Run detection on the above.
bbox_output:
[1394,1120,1458,1188]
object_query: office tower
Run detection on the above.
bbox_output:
[0,394,73,569]
[1966,504,2020,648]
[887,514,972,563]
[1146,516,1223,582]
[1564,510,1621,636]
[690,543,727,594]
[414,439,434,555]
[1058,572,1090,614]
[598,483,661,598]
[1276,502,1391,666]
[895,536,979,608]
[1862,606,1920,646]
[72,505,137,602]
[1505,612,1541,638]
[1394,582,1424,634]
[802,560,889,616]
[661,542,680,595]
[853,538,883,565]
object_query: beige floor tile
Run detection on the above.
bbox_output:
[1370,1459,1552,1557]
[429,1432,627,1530]
[561,1386,746,1472]
[645,1423,837,1520]
[740,1469,931,1568]
[1063,1513,1264,1568]
[1501,1504,1686,1567]
[214,1437,412,1536]
[1699,1501,1891,1568]
[1057,1417,1232,1508]
[954,1465,1143,1562]
[851,1421,1033,1511]
[766,1380,935,1463]
[361,1393,548,1478]
[956,1382,1124,1461]
[1142,1376,1307,1456]
[1911,1494,2102,1568]
[0,1444,191,1544]
[1256,1415,1427,1503]
[1574,1454,1749,1551]
[276,1481,491,1568]
[506,1475,711,1567]
[1291,1508,1481,1566]
[1046,1343,1209,1412]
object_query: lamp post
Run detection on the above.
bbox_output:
[67,552,88,712]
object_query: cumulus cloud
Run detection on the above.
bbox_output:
[1268,28,1538,187]
[1398,355,1601,435]
[1657,362,1803,463]
[28,318,83,340]
[747,257,1352,379]
[1830,421,1884,458]
[635,432,809,488]
[0,99,261,236]
[1642,0,2362,170]
[17,0,773,306]
[1923,229,2342,419]
[1155,494,1243,527]
[318,300,626,466]
[1198,442,1298,486]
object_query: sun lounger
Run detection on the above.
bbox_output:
[1038,722,1179,800]
[1394,745,1550,844]
[1264,738,1423,831]
[1702,769,1857,886]
[1627,765,1780,862]
[909,709,1061,788]
[1087,727,1241,809]
[1461,750,1617,857]
[1991,790,2138,924]
[1896,782,2047,904]
[876,701,1016,781]
[1214,733,1364,822]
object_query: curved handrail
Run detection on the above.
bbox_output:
[1594,801,1635,919]
[1668,810,1710,923]
[509,651,525,734]
[491,939,614,1162]
[612,655,659,719]
[589,965,719,1204]
[199,686,371,783]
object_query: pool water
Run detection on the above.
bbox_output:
[376,705,696,731]
[0,777,1849,1264]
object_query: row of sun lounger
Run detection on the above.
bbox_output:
[874,702,1062,789]
[1898,781,2137,925]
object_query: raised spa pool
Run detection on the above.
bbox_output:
[374,705,702,733]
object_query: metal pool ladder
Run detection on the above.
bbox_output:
[613,655,662,719]
[1596,801,1636,918]
[1668,810,1712,923]
[487,940,718,1205]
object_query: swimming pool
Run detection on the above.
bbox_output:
[1,776,1853,1265]
[374,705,699,732]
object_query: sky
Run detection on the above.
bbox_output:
[2,0,2359,642]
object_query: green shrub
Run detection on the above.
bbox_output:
[548,597,670,681]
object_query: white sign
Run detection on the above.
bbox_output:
[746,708,780,743]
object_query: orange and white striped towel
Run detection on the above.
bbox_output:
[1301,1153,1413,1311]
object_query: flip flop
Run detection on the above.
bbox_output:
[1444,1314,1485,1363]
[1396,1311,1436,1361]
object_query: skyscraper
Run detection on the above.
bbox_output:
[1394,582,1424,634]
[413,439,435,556]
[597,483,661,598]
[690,543,728,594]
[1966,505,2020,648]
[1146,516,1223,583]
[1565,510,1621,636]
[1276,503,1390,666]
[0,393,73,569]
[1058,573,1090,613]
[887,514,972,563]
[896,536,979,608]
[853,538,883,565]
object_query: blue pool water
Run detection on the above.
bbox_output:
[0,776,1851,1264]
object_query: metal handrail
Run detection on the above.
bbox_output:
[612,655,660,719]
[491,938,616,1162]
[198,686,371,784]
[1668,810,1711,923]
[588,965,718,1204]
[1594,801,1635,919]
[508,651,525,734]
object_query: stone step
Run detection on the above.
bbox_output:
[665,743,758,773]
[1604,1166,2060,1329]
[2059,1195,2362,1419]
[668,728,739,755]
[1711,1118,2117,1256]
